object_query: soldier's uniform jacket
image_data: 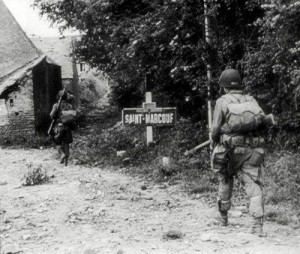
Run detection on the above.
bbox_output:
[50,101,74,144]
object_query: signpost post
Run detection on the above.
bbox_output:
[145,90,153,144]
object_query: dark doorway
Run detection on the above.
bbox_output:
[32,58,62,133]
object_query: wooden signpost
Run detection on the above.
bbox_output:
[122,76,176,145]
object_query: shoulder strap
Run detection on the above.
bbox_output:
[222,94,240,104]
[244,94,254,102]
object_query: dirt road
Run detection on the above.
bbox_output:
[0,148,299,254]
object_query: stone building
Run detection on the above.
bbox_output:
[0,0,62,138]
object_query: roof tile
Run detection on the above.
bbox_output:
[0,0,41,80]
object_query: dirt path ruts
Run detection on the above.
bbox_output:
[0,148,299,254]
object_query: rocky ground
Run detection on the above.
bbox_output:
[0,148,299,254]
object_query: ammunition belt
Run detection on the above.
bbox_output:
[220,134,264,148]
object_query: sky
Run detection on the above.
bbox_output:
[2,0,78,37]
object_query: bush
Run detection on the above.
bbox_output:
[22,163,52,186]
[265,151,300,208]
[73,116,210,168]
[0,134,53,149]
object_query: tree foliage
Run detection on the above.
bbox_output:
[34,0,299,127]
[242,0,300,128]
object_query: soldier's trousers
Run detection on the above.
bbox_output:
[212,145,265,218]
[58,143,70,158]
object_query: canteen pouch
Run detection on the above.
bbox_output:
[248,148,265,167]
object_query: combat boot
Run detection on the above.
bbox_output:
[219,211,228,226]
[58,147,65,164]
[64,156,69,166]
[60,154,66,164]
[217,200,231,226]
[251,217,264,236]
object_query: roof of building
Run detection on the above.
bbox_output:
[0,0,41,81]
[31,36,75,79]
[0,55,60,97]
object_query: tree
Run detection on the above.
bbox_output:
[34,0,264,121]
[242,0,300,128]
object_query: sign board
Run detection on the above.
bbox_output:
[122,107,176,126]
[122,78,176,144]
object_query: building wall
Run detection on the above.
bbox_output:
[0,73,35,137]
[0,99,9,126]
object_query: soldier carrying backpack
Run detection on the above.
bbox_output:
[50,89,77,166]
[211,69,274,236]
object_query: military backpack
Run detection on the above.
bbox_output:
[222,94,264,133]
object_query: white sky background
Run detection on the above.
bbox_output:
[3,0,79,37]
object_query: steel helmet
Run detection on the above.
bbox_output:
[219,69,242,88]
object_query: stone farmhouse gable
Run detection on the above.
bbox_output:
[0,0,62,138]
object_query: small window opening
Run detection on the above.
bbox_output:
[10,99,14,107]
[80,63,86,72]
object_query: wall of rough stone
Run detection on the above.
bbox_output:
[0,73,35,138]
[0,99,9,126]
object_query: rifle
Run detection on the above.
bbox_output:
[47,88,66,136]
[184,140,210,156]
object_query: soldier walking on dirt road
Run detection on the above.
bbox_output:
[211,69,274,236]
[50,90,76,166]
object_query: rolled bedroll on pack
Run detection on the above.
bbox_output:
[61,110,77,124]
[183,114,275,156]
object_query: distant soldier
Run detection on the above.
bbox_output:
[50,90,76,166]
[211,69,274,236]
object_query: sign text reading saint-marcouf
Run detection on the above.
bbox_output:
[122,108,176,126]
